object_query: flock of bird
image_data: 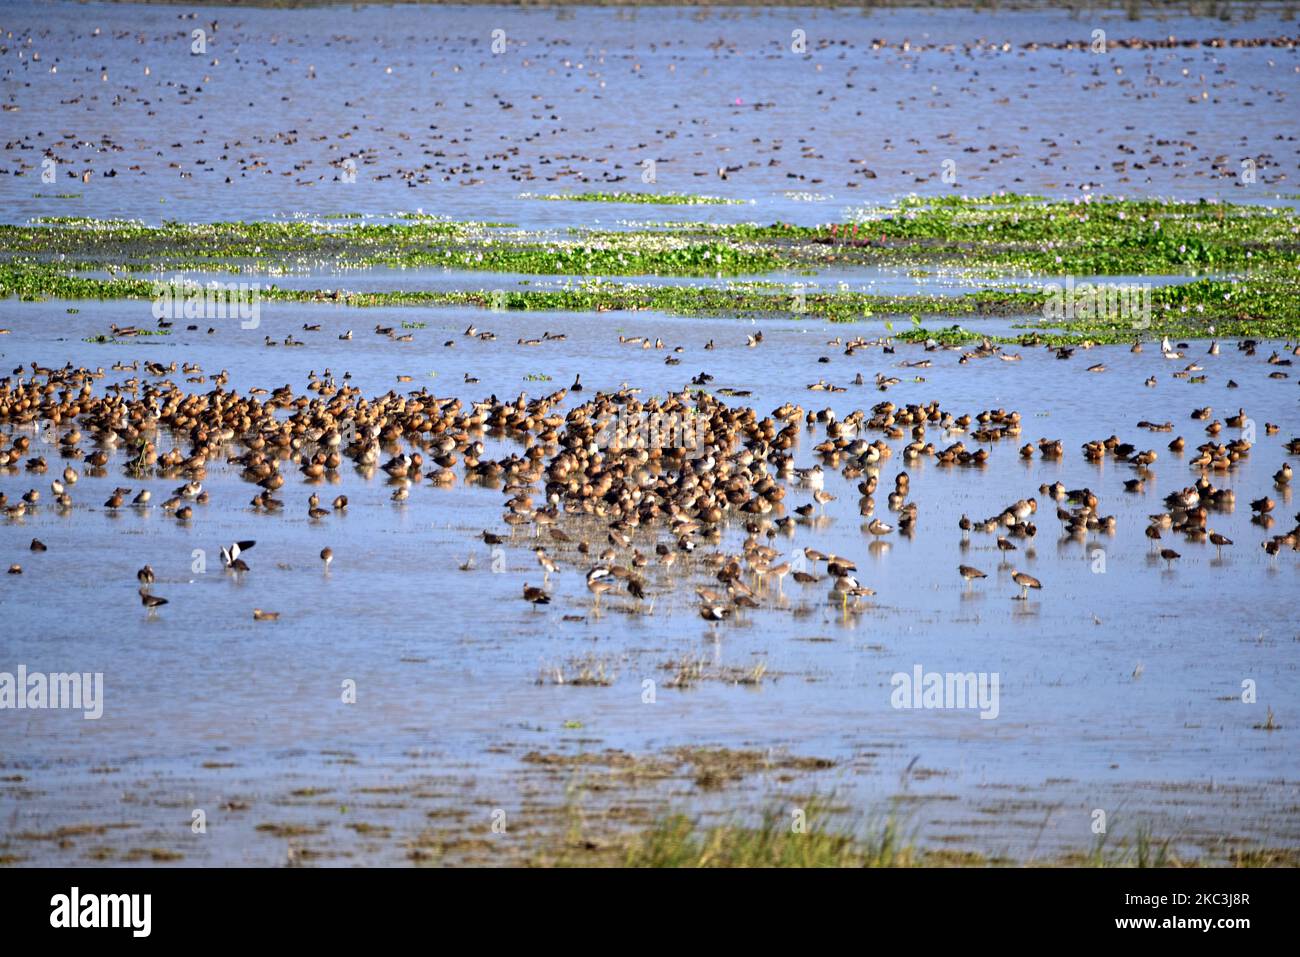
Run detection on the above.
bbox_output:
[1,331,1296,630]
[5,14,1297,198]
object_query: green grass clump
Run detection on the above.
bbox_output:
[616,804,915,868]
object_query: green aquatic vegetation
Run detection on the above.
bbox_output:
[370,235,782,276]
[0,217,508,271]
[1035,275,1300,343]
[901,192,1048,207]
[835,194,1299,273]
[33,217,141,227]
[2,195,1297,341]
[329,280,1031,321]
[395,212,514,226]
[0,263,157,301]
[4,196,1295,280]
[595,194,1299,276]
[5,259,1298,344]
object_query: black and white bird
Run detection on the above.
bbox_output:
[220,540,256,570]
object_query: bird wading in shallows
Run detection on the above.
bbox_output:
[1010,570,1041,600]
[523,583,551,608]
[138,588,168,614]
[221,540,256,572]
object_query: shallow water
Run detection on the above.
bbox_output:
[2,2,1298,229]
[1,2,1299,867]
[2,291,1298,864]
[94,264,1215,300]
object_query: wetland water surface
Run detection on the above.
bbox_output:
[3,295,1298,866]
[0,2,1298,867]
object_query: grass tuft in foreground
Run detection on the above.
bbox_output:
[621,808,914,867]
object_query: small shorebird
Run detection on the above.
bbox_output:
[220,540,255,568]
[534,548,558,582]
[830,574,874,611]
[137,565,155,584]
[699,603,730,622]
[1208,531,1232,559]
[252,609,280,621]
[958,565,987,589]
[587,574,614,608]
[523,583,551,607]
[320,547,334,569]
[1145,524,1162,551]
[138,588,168,612]
[1159,548,1180,569]
[626,577,648,608]
[1010,570,1041,600]
[866,518,892,537]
